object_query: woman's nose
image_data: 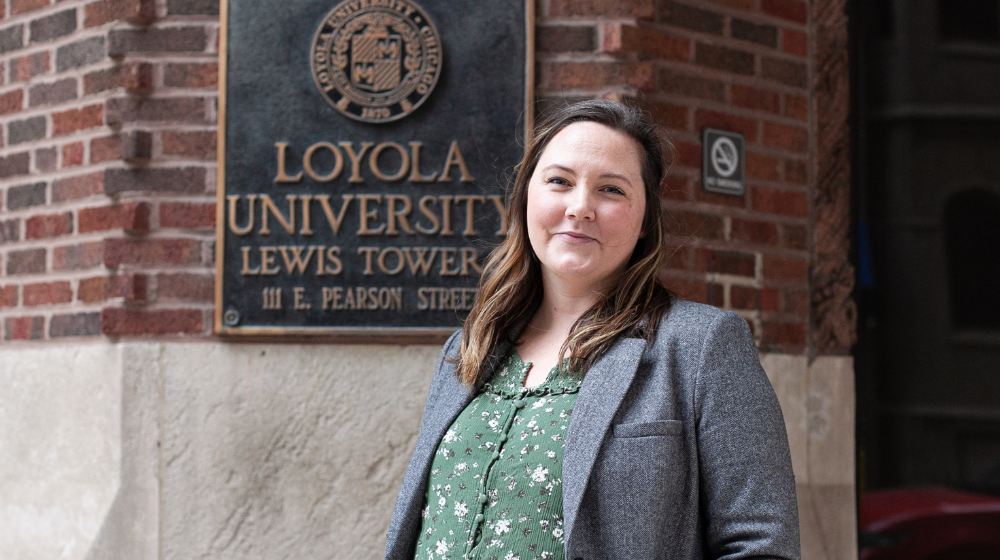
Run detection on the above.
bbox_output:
[565,188,596,220]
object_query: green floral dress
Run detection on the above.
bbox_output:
[413,350,583,560]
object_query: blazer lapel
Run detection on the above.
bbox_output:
[387,337,512,559]
[562,336,646,547]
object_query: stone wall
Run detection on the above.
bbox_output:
[2,343,854,560]
[0,343,439,560]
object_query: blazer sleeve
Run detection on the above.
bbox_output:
[693,311,800,560]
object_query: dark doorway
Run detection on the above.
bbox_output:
[853,0,1000,498]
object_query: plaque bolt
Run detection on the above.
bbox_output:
[223,309,241,327]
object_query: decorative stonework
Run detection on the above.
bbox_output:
[810,0,856,355]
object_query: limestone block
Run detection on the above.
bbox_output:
[156,343,439,560]
[808,357,855,486]
[797,483,858,560]
[760,353,810,484]
[85,344,162,560]
[0,344,122,560]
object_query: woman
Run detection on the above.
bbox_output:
[385,100,799,560]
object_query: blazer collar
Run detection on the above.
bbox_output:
[562,335,647,548]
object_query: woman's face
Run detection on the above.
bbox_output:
[526,121,647,293]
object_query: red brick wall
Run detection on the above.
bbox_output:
[0,0,850,355]
[537,0,815,354]
[0,0,218,341]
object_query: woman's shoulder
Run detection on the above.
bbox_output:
[440,329,463,360]
[650,297,753,353]
[659,297,741,332]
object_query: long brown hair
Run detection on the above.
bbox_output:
[456,100,674,386]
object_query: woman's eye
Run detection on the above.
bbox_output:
[546,177,569,186]
[603,186,625,195]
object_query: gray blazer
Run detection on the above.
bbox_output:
[385,299,800,560]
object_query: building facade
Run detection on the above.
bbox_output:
[854,0,1000,497]
[0,0,856,558]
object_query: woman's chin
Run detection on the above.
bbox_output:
[544,262,607,286]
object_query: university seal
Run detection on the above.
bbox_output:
[311,0,443,123]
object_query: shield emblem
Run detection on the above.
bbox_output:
[351,26,402,92]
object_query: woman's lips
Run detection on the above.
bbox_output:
[555,231,596,243]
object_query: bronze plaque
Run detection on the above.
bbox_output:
[216,0,533,336]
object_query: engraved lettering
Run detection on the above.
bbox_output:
[488,195,509,236]
[386,195,415,235]
[357,194,385,235]
[322,286,402,310]
[339,142,374,183]
[460,247,482,275]
[439,195,454,236]
[415,195,440,235]
[369,142,410,182]
[262,287,282,309]
[299,195,314,235]
[361,107,391,120]
[274,142,304,183]
[279,245,318,274]
[322,287,342,310]
[260,247,280,275]
[241,246,260,275]
[417,287,478,310]
[439,141,474,182]
[315,194,354,235]
[408,142,438,182]
[294,287,310,310]
[403,247,438,275]
[358,246,379,275]
[455,195,486,236]
[303,142,345,182]
[325,246,343,275]
[227,194,256,235]
[377,246,405,275]
[260,195,296,235]
[439,247,459,276]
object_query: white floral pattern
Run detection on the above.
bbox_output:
[413,351,582,560]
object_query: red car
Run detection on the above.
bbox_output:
[859,487,1000,560]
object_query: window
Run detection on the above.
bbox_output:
[871,0,894,40]
[939,0,1000,43]
[945,189,1000,329]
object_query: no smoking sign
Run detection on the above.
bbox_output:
[702,128,745,196]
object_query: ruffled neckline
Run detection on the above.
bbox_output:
[480,349,583,398]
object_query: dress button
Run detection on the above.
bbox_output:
[514,399,526,408]
[478,493,488,504]
[499,433,507,442]
[474,514,484,522]
[491,451,500,460]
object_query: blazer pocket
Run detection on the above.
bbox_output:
[612,419,682,438]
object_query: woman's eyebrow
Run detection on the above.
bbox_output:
[540,164,575,175]
[599,172,633,186]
